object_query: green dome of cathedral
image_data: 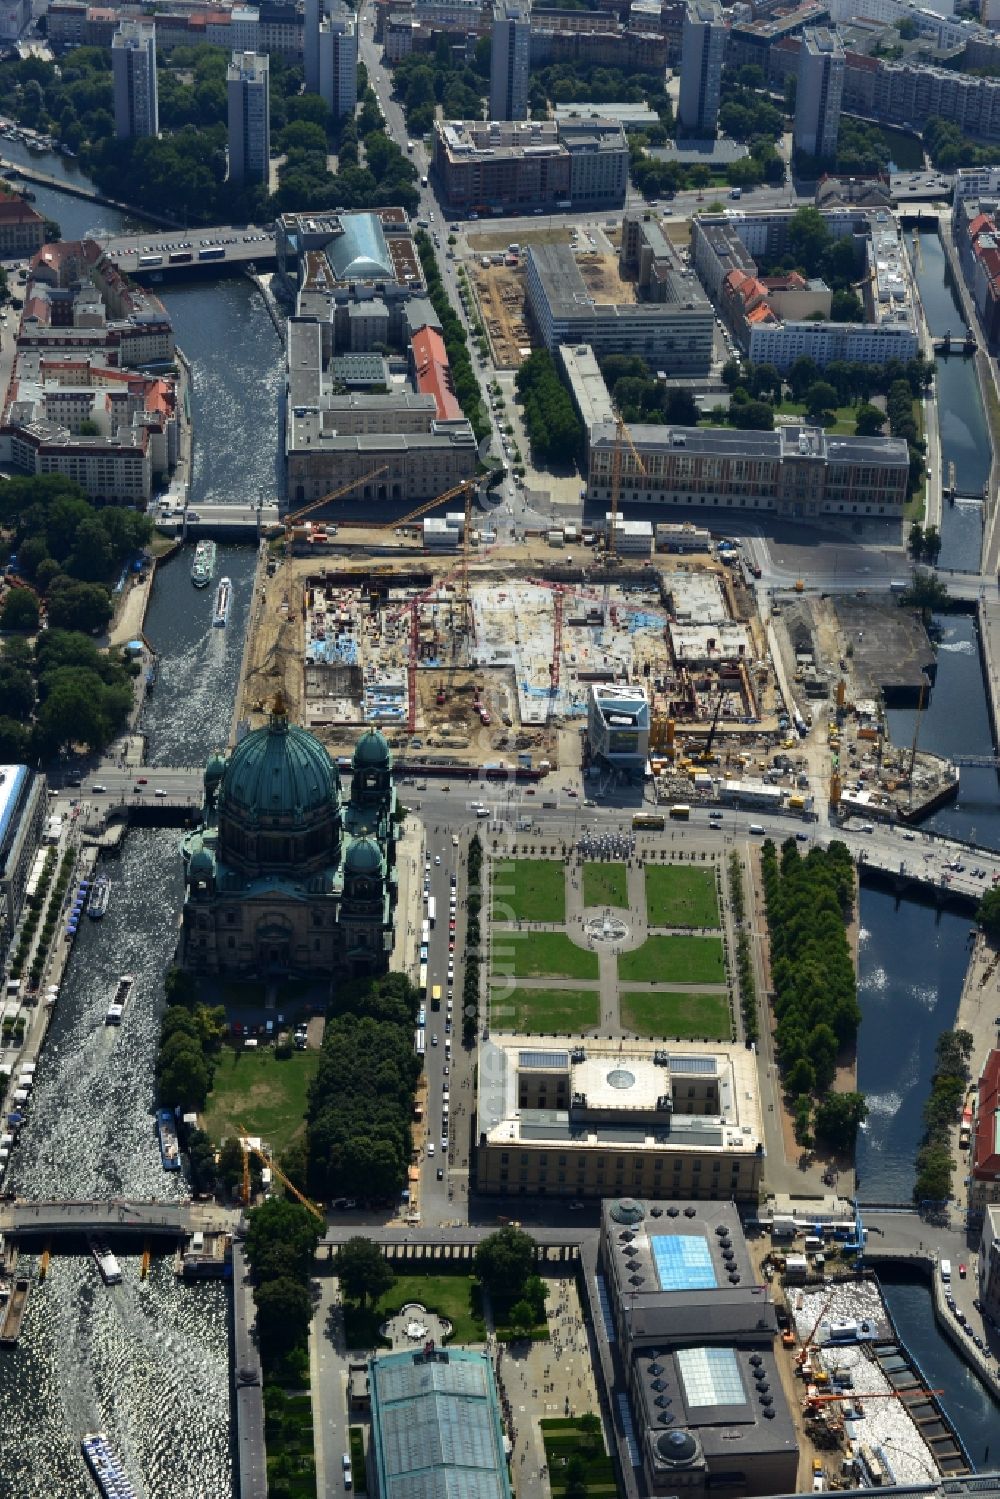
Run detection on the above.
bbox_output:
[353,728,392,771]
[219,709,338,822]
[345,835,384,874]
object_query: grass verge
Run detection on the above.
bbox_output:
[541,1417,616,1497]
[492,930,598,980]
[489,984,600,1032]
[645,865,719,928]
[343,1273,487,1350]
[491,858,566,923]
[619,935,725,985]
[620,989,731,1039]
[582,862,628,909]
[264,1389,316,1499]
[349,1427,367,1494]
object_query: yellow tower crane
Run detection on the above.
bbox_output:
[608,409,647,562]
[237,1124,325,1221]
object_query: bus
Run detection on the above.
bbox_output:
[668,804,690,821]
[632,813,666,830]
[421,919,430,945]
[418,963,427,999]
[428,897,437,928]
[415,1028,426,1057]
[431,984,442,1010]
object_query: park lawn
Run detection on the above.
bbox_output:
[542,1419,617,1498]
[201,1047,320,1157]
[582,862,628,909]
[491,858,566,923]
[344,1274,486,1349]
[645,865,719,928]
[774,399,858,434]
[490,984,600,1033]
[492,931,599,981]
[619,935,725,985]
[621,989,731,1040]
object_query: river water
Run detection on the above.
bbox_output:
[4,154,1000,1482]
[0,161,282,1497]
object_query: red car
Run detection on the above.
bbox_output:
[959,1263,967,1278]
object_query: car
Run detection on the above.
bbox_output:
[431,1033,438,1046]
[960,1263,968,1278]
[450,874,457,888]
[583,799,596,808]
[436,1166,444,1180]
[447,989,453,1001]
[441,1136,449,1150]
[796,832,809,842]
[569,1200,585,1211]
[136,776,148,784]
[435,854,441,864]
[343,1454,353,1489]
[975,1298,983,1313]
[92,784,107,793]
[155,788,167,798]
[427,1142,435,1155]
[443,1065,449,1076]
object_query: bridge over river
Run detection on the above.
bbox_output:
[0,1197,233,1247]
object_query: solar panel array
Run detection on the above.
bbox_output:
[677,1347,747,1409]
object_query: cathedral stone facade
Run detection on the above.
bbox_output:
[180,704,397,978]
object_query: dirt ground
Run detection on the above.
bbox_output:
[467,226,573,252]
[471,262,534,368]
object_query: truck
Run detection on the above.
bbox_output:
[407,140,415,153]
[940,1258,952,1282]
[198,246,225,261]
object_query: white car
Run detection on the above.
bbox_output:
[427,1142,435,1155]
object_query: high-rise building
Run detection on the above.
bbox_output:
[489,0,531,121]
[304,0,320,92]
[111,20,158,140]
[228,50,270,187]
[678,0,727,135]
[319,3,357,119]
[793,27,845,160]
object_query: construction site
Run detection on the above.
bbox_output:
[471,260,533,369]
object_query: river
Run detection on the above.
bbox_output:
[0,162,281,1497]
[4,149,1000,1484]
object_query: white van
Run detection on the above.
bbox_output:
[749,823,765,835]
[940,1258,952,1283]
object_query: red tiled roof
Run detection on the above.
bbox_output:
[974,1050,1000,1180]
[411,326,461,422]
[969,212,995,239]
[0,195,42,224]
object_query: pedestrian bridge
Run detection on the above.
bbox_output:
[0,1198,233,1247]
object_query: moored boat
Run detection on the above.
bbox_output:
[213,576,231,628]
[105,973,134,1025]
[156,1108,181,1171]
[87,875,110,920]
[0,1274,30,1345]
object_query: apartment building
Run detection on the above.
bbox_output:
[489,0,531,120]
[227,50,270,187]
[432,117,627,213]
[111,19,158,139]
[678,0,727,134]
[793,27,845,159]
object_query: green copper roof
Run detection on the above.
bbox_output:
[345,835,384,875]
[353,728,392,770]
[219,715,337,821]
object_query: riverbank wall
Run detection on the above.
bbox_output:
[870,1253,1000,1412]
[0,155,175,227]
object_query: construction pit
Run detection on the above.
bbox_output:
[769,593,958,824]
[469,260,534,369]
[238,545,778,770]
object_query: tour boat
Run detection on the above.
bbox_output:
[105,974,134,1026]
[213,576,231,628]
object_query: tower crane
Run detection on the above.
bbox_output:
[237,1123,325,1222]
[271,467,389,544]
[607,408,647,563]
[795,1294,835,1368]
[697,682,727,764]
[804,1388,943,1411]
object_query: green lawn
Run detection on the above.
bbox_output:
[349,1427,368,1495]
[201,1047,320,1157]
[492,931,599,980]
[490,984,600,1033]
[491,858,566,923]
[645,865,719,928]
[619,935,725,985]
[582,862,628,909]
[621,989,731,1040]
[343,1273,486,1349]
[542,1418,616,1497]
[774,399,858,434]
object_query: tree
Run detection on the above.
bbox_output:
[157,1036,210,1111]
[245,1198,322,1283]
[855,403,885,437]
[474,1225,536,1300]
[254,1276,313,1360]
[730,399,774,431]
[1,587,39,633]
[509,1298,535,1335]
[831,289,864,323]
[805,381,839,423]
[217,1137,245,1194]
[978,887,1000,942]
[902,568,950,620]
[164,964,197,1007]
[45,579,112,633]
[0,717,29,760]
[333,1235,395,1308]
[814,1092,868,1151]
